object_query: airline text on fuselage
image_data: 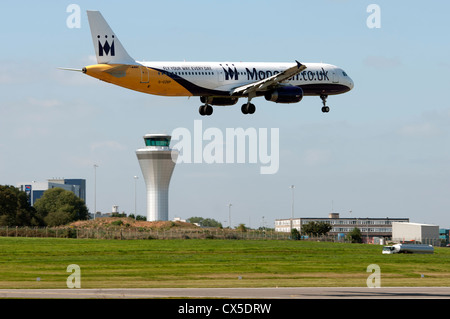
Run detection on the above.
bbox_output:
[160,65,331,82]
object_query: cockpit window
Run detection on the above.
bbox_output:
[342,71,348,76]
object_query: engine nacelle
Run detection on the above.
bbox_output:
[264,86,303,103]
[200,96,239,106]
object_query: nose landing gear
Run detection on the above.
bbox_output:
[320,94,330,113]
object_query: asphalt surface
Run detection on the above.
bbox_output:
[0,287,449,299]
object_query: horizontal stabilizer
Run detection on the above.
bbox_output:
[104,64,130,78]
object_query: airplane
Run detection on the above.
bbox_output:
[62,11,354,116]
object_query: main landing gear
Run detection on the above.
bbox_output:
[199,104,213,116]
[241,102,256,115]
[320,94,330,113]
[241,94,256,115]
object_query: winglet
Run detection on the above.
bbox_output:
[295,60,302,69]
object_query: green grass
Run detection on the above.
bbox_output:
[0,237,449,288]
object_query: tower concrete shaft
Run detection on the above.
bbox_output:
[136,134,178,221]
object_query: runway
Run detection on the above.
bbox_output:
[0,287,449,299]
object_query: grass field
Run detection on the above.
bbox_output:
[0,237,449,288]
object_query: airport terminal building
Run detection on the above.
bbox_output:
[275,213,409,243]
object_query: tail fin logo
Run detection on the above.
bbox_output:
[97,35,115,57]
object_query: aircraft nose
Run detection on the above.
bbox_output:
[348,76,354,90]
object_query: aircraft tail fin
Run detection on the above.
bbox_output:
[86,11,136,65]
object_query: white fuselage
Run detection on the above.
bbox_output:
[138,61,354,97]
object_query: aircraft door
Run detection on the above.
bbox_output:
[218,67,224,82]
[140,66,149,83]
[331,69,339,83]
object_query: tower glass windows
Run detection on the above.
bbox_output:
[144,137,171,147]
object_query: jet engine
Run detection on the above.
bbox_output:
[264,86,303,103]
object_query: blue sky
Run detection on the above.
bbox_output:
[1,1,449,228]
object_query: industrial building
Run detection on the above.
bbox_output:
[17,179,86,205]
[440,228,449,245]
[392,222,440,245]
[275,213,409,243]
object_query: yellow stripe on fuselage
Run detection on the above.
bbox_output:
[83,64,193,96]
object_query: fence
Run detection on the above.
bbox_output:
[0,226,293,240]
[1,226,443,245]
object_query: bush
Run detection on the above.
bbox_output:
[347,227,363,243]
[291,228,301,240]
[111,220,124,226]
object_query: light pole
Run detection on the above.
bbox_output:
[134,176,139,218]
[93,164,98,219]
[228,203,232,229]
[290,185,295,231]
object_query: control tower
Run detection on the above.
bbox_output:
[136,134,178,221]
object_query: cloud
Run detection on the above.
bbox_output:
[27,97,61,108]
[398,122,441,138]
[363,56,402,69]
[302,149,332,166]
[90,140,127,152]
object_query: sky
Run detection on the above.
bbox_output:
[1,0,449,229]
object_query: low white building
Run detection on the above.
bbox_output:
[275,213,409,243]
[392,222,439,245]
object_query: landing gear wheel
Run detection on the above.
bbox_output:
[241,103,256,115]
[206,105,213,116]
[199,104,213,116]
[320,95,330,113]
[248,103,256,114]
[199,105,206,116]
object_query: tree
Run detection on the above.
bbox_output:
[0,185,38,226]
[33,188,89,226]
[128,214,146,221]
[301,221,332,237]
[236,223,247,232]
[291,228,301,240]
[187,216,222,228]
[111,213,127,217]
[44,211,73,227]
[347,227,363,243]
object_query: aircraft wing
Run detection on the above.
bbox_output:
[231,60,306,96]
